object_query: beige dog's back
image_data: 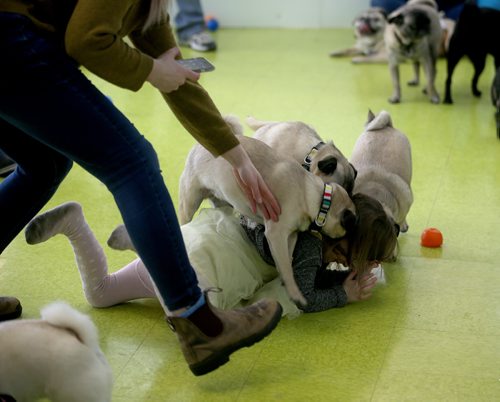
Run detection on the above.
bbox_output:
[0,302,113,402]
[351,110,413,233]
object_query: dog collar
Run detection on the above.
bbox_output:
[310,183,333,233]
[302,142,325,171]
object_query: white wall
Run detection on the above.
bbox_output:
[170,0,371,29]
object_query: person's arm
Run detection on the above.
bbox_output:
[131,18,280,220]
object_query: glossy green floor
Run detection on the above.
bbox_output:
[2,28,500,401]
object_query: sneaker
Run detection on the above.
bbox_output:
[167,291,282,376]
[0,296,22,321]
[179,31,217,52]
[0,152,16,178]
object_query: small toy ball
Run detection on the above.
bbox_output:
[204,15,219,32]
[420,227,443,248]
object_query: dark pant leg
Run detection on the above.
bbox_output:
[0,120,72,252]
[0,13,201,310]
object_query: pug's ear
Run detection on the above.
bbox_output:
[350,163,358,180]
[317,157,337,175]
[366,109,375,124]
[388,11,404,25]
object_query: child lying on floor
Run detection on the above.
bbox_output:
[25,193,397,318]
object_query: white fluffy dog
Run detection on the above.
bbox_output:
[0,302,113,402]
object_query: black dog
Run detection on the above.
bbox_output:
[492,67,500,138]
[443,1,500,104]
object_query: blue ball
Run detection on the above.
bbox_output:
[206,18,219,32]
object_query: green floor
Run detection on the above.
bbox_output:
[2,28,500,401]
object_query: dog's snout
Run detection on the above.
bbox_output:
[341,209,357,233]
[317,157,337,175]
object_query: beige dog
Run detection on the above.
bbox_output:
[350,110,413,238]
[329,7,388,64]
[385,0,442,103]
[0,302,113,402]
[247,116,357,195]
[178,119,356,305]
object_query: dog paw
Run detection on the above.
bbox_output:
[407,79,419,86]
[472,88,482,97]
[388,96,401,104]
[430,95,440,104]
[443,97,453,104]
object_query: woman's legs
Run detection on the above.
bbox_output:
[25,202,157,307]
[0,13,200,311]
[0,121,72,253]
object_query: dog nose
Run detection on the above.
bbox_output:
[341,209,357,233]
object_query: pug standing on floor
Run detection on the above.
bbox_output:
[350,110,413,250]
[385,0,442,103]
[0,302,113,402]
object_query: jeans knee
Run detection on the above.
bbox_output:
[18,154,72,187]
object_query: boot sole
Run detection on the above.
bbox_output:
[189,303,283,376]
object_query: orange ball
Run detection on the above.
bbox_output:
[420,227,443,248]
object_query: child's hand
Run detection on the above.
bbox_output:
[343,271,377,303]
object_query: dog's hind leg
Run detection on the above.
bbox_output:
[470,52,486,97]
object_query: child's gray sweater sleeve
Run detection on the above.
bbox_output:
[240,221,348,312]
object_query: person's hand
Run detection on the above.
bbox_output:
[343,271,377,303]
[222,144,281,222]
[146,47,200,93]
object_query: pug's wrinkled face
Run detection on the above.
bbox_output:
[354,8,387,38]
[389,9,431,44]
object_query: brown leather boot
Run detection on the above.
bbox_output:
[167,293,282,376]
[0,296,22,321]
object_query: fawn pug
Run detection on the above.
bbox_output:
[0,302,112,402]
[178,117,356,305]
[350,110,413,240]
[385,0,442,103]
[329,7,388,64]
[246,116,357,194]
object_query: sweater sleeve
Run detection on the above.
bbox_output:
[240,220,348,312]
[65,0,154,91]
[129,16,239,156]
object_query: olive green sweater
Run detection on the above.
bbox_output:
[0,0,238,156]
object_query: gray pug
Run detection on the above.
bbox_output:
[385,0,442,103]
[350,110,413,241]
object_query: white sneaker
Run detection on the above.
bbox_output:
[180,31,217,52]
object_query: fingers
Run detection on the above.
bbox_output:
[233,168,257,214]
[165,46,180,59]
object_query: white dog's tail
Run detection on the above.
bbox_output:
[41,301,101,353]
[365,110,393,131]
[245,116,276,131]
[223,115,245,136]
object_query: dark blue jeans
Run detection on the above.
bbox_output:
[0,13,201,311]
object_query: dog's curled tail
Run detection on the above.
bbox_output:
[41,301,101,353]
[223,115,245,136]
[366,110,393,131]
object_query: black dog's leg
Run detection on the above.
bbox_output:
[470,51,486,97]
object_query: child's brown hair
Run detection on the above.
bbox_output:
[324,193,398,277]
